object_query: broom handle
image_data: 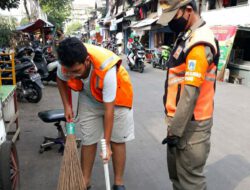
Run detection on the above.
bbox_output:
[101,139,111,190]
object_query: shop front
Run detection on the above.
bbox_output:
[203,5,250,86]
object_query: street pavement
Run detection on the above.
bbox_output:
[15,58,250,190]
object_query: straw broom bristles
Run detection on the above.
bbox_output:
[57,133,87,190]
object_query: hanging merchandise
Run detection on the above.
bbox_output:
[139,7,144,19]
[134,7,140,20]
[90,30,96,37]
[110,19,117,31]
[223,0,230,7]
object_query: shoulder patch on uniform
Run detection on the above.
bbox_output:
[173,46,183,59]
[188,60,197,71]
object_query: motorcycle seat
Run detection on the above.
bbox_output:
[18,56,31,63]
[38,109,66,123]
[15,62,33,71]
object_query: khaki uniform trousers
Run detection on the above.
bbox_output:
[167,118,212,190]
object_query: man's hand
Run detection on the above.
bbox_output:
[64,104,74,122]
[162,127,179,147]
[100,143,113,163]
[162,136,179,147]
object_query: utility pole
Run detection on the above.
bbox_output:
[106,0,109,15]
[23,0,31,22]
[198,0,203,15]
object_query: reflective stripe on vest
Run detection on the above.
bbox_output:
[66,44,133,108]
[164,27,218,121]
[165,63,217,121]
[100,56,116,70]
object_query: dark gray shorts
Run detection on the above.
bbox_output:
[77,94,135,145]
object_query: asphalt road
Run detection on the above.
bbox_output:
[16,59,250,190]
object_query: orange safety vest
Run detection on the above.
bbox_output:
[164,24,219,121]
[64,44,133,108]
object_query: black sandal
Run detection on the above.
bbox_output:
[113,185,126,190]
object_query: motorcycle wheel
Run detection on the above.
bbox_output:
[139,62,144,73]
[52,77,57,82]
[0,141,20,190]
[152,61,156,68]
[161,59,166,70]
[24,82,42,103]
[115,49,119,55]
[51,72,57,82]
[128,61,133,71]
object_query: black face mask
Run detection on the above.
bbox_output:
[168,11,190,34]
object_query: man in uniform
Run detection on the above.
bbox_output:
[158,0,219,189]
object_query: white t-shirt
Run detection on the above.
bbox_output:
[57,64,117,105]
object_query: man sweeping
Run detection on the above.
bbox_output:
[56,37,134,190]
[158,0,219,189]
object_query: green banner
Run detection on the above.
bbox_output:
[210,26,237,71]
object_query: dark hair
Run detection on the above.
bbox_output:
[188,0,198,12]
[182,0,198,12]
[57,37,88,67]
[189,0,198,12]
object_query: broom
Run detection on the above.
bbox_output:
[57,122,87,190]
[101,139,111,190]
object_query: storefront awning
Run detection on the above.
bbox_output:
[201,5,250,27]
[238,26,250,32]
[125,8,135,18]
[131,18,158,29]
[103,17,112,25]
[110,19,117,31]
[116,18,124,24]
[16,19,54,33]
[134,0,152,6]
[134,0,143,6]
[130,21,139,28]
[114,12,124,18]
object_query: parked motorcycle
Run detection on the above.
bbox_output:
[1,56,44,103]
[42,45,58,82]
[16,46,49,79]
[111,43,119,55]
[42,60,58,82]
[101,40,108,49]
[151,48,161,69]
[102,38,119,55]
[152,45,171,70]
[33,47,49,79]
[43,45,55,62]
[127,46,146,73]
[16,46,58,83]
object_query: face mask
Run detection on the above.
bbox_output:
[168,11,190,34]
